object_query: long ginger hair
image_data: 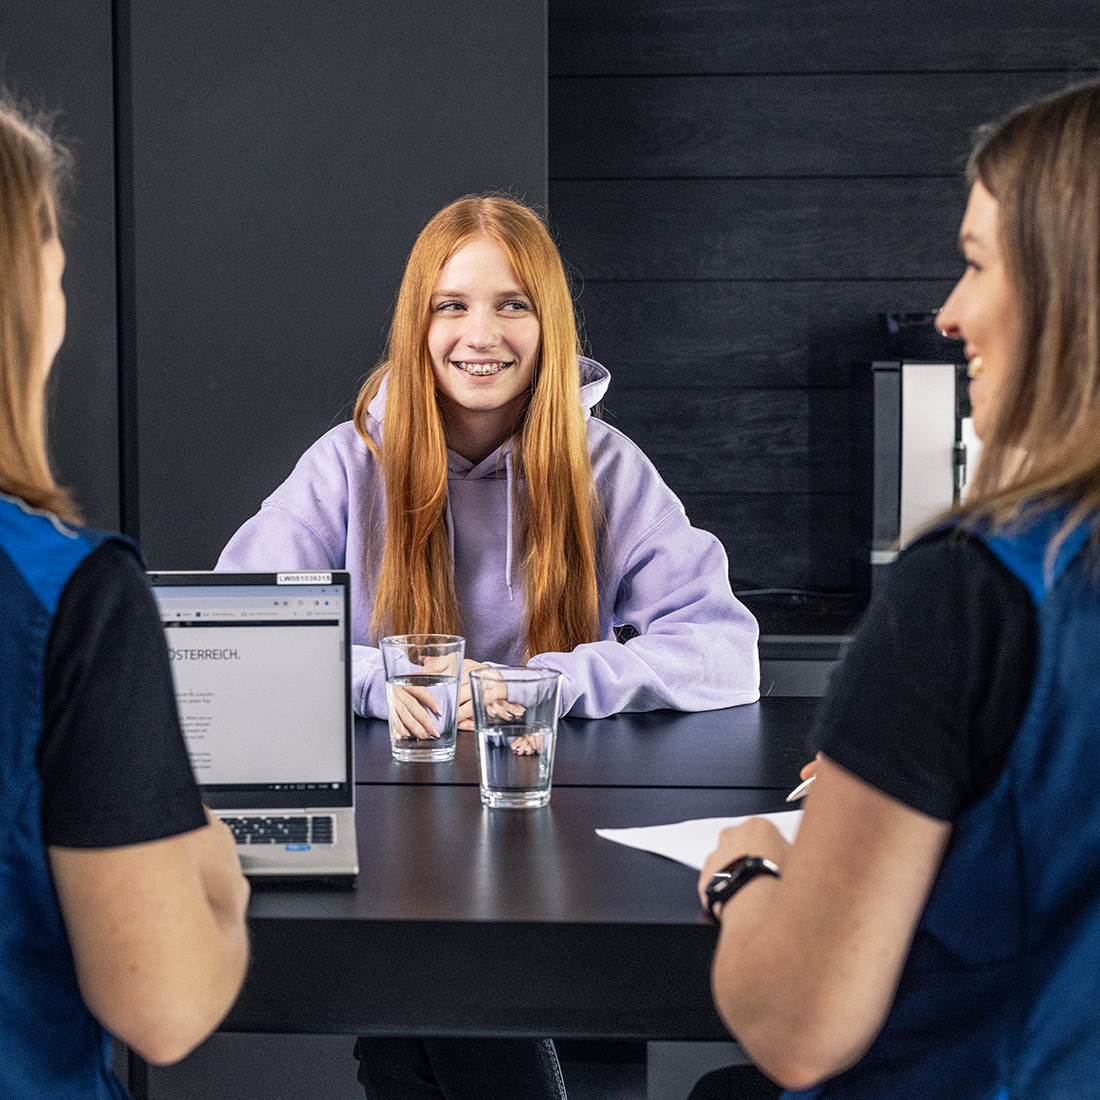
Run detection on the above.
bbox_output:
[0,101,77,523]
[353,196,600,657]
[955,78,1100,558]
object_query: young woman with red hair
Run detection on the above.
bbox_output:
[219,195,758,731]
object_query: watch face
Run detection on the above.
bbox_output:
[705,872,736,920]
[705,856,779,920]
[706,873,733,900]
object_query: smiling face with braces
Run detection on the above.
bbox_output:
[427,235,541,462]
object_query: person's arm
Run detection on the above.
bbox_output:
[522,420,758,717]
[528,504,759,716]
[40,543,250,1064]
[216,424,394,718]
[49,808,250,1066]
[699,756,950,1091]
[697,530,1035,1089]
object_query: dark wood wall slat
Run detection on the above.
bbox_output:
[677,492,853,591]
[550,0,1100,77]
[551,178,969,282]
[551,72,1074,179]
[600,387,850,495]
[576,279,958,388]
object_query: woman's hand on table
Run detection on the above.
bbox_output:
[388,681,444,739]
[456,662,531,753]
[388,653,459,740]
[457,659,493,731]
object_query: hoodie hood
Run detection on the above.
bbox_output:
[362,356,610,606]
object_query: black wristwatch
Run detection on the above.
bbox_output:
[704,855,780,921]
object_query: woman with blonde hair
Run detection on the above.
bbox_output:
[0,100,249,1096]
[694,76,1100,1099]
[219,194,759,1098]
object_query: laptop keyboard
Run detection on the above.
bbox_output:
[222,815,335,846]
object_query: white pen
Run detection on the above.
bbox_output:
[786,774,816,802]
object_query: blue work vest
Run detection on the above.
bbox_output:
[788,508,1100,1100]
[0,493,131,1099]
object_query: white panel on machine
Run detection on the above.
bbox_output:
[900,362,958,545]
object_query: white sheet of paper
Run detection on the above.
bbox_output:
[596,810,803,871]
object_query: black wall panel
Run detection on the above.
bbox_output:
[551,72,1075,179]
[7,0,1097,592]
[553,178,968,280]
[132,1,548,568]
[0,0,120,529]
[572,280,956,388]
[549,0,1096,591]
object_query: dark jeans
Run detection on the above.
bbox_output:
[354,1036,568,1100]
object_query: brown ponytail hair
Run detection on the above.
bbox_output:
[959,78,1100,553]
[0,101,77,523]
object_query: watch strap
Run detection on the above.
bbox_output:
[705,855,780,921]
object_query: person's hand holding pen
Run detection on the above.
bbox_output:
[697,816,791,917]
[697,755,819,921]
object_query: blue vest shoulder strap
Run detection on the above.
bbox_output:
[980,508,1092,604]
[0,493,138,613]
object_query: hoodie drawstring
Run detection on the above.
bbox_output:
[445,484,456,567]
[504,449,516,601]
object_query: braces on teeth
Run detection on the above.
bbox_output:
[457,362,508,375]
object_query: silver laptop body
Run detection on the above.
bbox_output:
[147,570,358,882]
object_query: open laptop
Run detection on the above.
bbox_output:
[147,570,358,884]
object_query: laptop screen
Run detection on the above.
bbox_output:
[148,571,354,812]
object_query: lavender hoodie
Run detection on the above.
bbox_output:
[217,357,759,717]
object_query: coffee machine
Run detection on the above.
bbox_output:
[852,313,979,600]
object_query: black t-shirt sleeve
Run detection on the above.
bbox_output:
[813,530,1038,822]
[38,540,207,847]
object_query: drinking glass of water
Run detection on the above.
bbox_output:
[470,668,562,808]
[380,634,465,762]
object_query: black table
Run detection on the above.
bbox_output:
[354,696,817,789]
[224,698,817,1041]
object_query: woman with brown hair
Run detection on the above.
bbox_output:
[695,76,1100,1099]
[0,99,249,1096]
